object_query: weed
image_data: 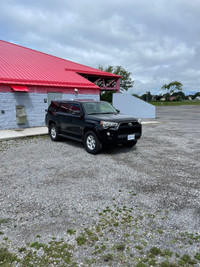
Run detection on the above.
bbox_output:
[160,261,178,267]
[178,254,197,265]
[161,249,173,257]
[0,247,18,264]
[67,229,76,235]
[148,259,157,265]
[135,263,147,267]
[149,247,161,256]
[0,218,10,225]
[18,247,27,253]
[76,235,87,246]
[116,243,125,251]
[157,228,164,234]
[30,242,45,250]
[195,253,200,261]
[102,253,113,262]
[135,245,143,250]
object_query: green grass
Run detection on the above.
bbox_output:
[150,101,200,106]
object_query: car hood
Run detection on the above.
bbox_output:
[86,113,138,122]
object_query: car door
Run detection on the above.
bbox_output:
[68,103,83,139]
[57,102,71,134]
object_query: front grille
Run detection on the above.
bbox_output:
[118,121,141,135]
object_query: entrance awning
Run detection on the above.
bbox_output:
[11,85,29,92]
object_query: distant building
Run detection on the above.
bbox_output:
[0,40,120,129]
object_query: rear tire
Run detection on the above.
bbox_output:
[123,140,137,147]
[84,131,102,154]
[49,124,60,141]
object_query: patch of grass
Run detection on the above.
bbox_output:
[0,218,11,225]
[178,254,197,266]
[116,243,125,251]
[67,229,76,235]
[157,228,164,234]
[195,252,200,261]
[18,247,27,253]
[102,253,114,262]
[76,235,87,246]
[0,247,18,265]
[149,247,162,256]
[150,101,200,106]
[161,249,173,257]
[135,263,147,267]
[135,245,143,250]
[30,241,45,250]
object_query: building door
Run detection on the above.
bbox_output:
[47,92,62,106]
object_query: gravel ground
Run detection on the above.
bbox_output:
[0,105,200,266]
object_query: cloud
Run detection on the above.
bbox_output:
[0,0,200,94]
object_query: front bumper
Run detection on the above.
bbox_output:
[97,124,142,145]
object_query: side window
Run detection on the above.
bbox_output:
[59,103,70,113]
[48,101,59,112]
[70,103,81,114]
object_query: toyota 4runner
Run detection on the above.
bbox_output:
[45,99,142,154]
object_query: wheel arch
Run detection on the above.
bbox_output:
[83,127,99,138]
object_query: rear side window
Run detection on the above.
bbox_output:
[70,103,81,114]
[48,101,59,112]
[59,103,70,113]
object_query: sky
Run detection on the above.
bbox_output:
[0,0,200,95]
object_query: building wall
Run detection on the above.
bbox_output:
[0,92,99,129]
[113,93,156,119]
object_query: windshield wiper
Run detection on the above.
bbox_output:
[87,112,115,115]
[100,112,115,114]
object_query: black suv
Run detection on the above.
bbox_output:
[45,99,142,154]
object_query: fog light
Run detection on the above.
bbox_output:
[107,132,111,136]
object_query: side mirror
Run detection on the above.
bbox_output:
[116,109,120,113]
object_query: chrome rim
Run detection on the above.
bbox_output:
[87,135,96,150]
[51,127,56,139]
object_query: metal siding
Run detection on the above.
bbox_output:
[0,40,120,89]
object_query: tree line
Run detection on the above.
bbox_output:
[98,65,200,102]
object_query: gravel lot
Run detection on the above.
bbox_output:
[0,105,200,266]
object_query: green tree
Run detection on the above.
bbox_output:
[98,65,134,91]
[140,91,152,102]
[162,81,183,95]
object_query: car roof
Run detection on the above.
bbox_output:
[52,99,101,104]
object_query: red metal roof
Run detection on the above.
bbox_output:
[11,85,29,92]
[0,40,120,89]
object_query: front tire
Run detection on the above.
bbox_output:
[49,124,60,141]
[84,131,102,154]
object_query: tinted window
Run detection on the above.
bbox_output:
[48,101,59,112]
[70,103,81,114]
[59,103,70,113]
[83,102,116,114]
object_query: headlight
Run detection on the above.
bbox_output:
[100,121,119,129]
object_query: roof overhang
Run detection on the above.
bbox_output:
[11,85,29,92]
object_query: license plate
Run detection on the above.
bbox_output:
[128,134,135,140]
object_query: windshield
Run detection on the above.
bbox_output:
[83,102,117,115]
